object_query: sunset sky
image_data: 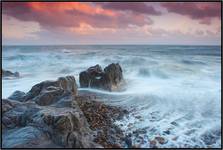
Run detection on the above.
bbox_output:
[2,2,221,45]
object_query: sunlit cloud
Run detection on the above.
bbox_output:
[2,2,221,45]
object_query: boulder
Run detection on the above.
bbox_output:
[2,99,22,114]
[8,90,26,102]
[37,102,101,148]
[2,99,40,129]
[73,94,128,148]
[79,63,124,91]
[2,69,19,78]
[24,76,78,105]
[2,75,128,148]
[2,126,50,148]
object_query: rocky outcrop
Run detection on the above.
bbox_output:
[2,75,127,148]
[8,91,26,102]
[2,69,19,78]
[23,76,78,105]
[74,94,128,148]
[79,63,124,91]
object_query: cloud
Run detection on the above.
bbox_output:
[99,2,162,15]
[2,2,153,30]
[2,15,41,39]
[162,2,221,24]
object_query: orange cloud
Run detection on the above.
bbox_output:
[28,2,116,17]
[3,2,149,29]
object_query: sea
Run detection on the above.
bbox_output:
[2,45,221,148]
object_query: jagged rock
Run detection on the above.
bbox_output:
[155,136,166,144]
[24,76,78,105]
[73,94,128,148]
[2,75,128,148]
[79,63,124,91]
[2,99,22,114]
[2,126,50,148]
[2,69,19,78]
[2,99,40,129]
[8,90,26,102]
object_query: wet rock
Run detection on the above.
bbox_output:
[24,76,78,105]
[200,129,221,145]
[170,121,179,126]
[163,130,170,135]
[2,99,22,114]
[135,115,142,119]
[172,136,178,141]
[73,95,128,148]
[8,91,26,102]
[2,126,48,148]
[79,63,124,91]
[2,69,19,78]
[124,136,132,148]
[3,75,129,148]
[149,140,157,148]
[2,101,40,129]
[155,136,166,144]
[133,128,147,135]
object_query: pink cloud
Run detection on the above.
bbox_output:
[2,2,153,30]
[99,2,162,15]
[162,2,221,24]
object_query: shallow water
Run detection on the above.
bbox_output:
[2,45,221,148]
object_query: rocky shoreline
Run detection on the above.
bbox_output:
[2,63,130,148]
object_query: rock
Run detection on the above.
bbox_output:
[2,99,22,114]
[172,136,178,141]
[2,126,50,148]
[79,63,124,91]
[8,90,26,101]
[2,75,129,148]
[73,94,128,148]
[133,128,147,135]
[132,144,140,148]
[170,121,179,126]
[2,69,19,78]
[24,76,78,105]
[2,100,40,129]
[40,107,94,147]
[149,140,157,148]
[155,136,166,144]
[124,136,132,148]
[163,130,170,135]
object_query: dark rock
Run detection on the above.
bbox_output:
[2,99,22,114]
[24,76,78,105]
[149,140,157,148]
[170,121,179,126]
[2,126,49,148]
[74,95,128,148]
[79,63,124,91]
[163,130,170,135]
[155,136,166,144]
[2,69,20,78]
[124,136,132,148]
[8,90,26,102]
[2,100,40,129]
[2,75,129,148]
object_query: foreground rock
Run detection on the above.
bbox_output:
[2,75,128,148]
[2,69,19,78]
[79,63,124,91]
[74,94,128,148]
[23,76,78,105]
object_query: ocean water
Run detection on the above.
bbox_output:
[2,45,221,148]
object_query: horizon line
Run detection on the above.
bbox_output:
[2,44,221,46]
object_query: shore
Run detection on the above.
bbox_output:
[2,64,130,148]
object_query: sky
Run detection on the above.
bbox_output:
[2,2,221,45]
